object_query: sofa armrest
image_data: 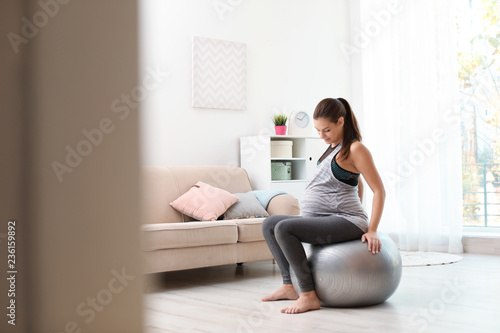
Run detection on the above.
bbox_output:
[266,194,300,216]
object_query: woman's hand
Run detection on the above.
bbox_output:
[361,231,381,254]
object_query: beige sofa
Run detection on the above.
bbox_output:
[141,165,300,274]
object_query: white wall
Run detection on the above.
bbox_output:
[140,0,352,166]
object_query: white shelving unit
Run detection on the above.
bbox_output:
[240,135,326,200]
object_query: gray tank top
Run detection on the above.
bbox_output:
[300,142,369,232]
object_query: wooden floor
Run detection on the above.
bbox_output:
[143,254,500,333]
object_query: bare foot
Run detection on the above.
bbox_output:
[261,284,299,302]
[280,291,321,314]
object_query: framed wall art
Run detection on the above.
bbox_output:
[192,36,247,110]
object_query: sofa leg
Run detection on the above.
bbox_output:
[272,259,276,264]
[237,262,243,266]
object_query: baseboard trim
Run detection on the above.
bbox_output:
[462,234,500,255]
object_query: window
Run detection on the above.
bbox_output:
[457,0,500,228]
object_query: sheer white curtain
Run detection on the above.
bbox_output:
[349,0,463,253]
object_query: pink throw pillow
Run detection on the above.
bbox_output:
[170,181,238,221]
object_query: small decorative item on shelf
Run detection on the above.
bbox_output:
[272,112,288,135]
[271,161,292,180]
[271,140,293,158]
[289,111,311,136]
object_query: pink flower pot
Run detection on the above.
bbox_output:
[275,126,287,135]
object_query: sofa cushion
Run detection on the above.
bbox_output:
[142,166,253,224]
[234,218,267,243]
[142,167,184,224]
[171,165,253,196]
[141,221,238,251]
[170,181,238,221]
[223,193,269,220]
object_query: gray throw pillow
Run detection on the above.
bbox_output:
[223,193,269,220]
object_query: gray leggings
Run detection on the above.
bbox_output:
[262,215,364,293]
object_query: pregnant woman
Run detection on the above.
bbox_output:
[261,97,385,314]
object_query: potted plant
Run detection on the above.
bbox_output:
[272,113,288,135]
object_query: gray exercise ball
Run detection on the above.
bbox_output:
[291,234,402,307]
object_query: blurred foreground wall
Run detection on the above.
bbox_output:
[0,1,143,332]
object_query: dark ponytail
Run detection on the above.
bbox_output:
[313,97,362,160]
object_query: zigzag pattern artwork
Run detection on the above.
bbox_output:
[192,36,247,110]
